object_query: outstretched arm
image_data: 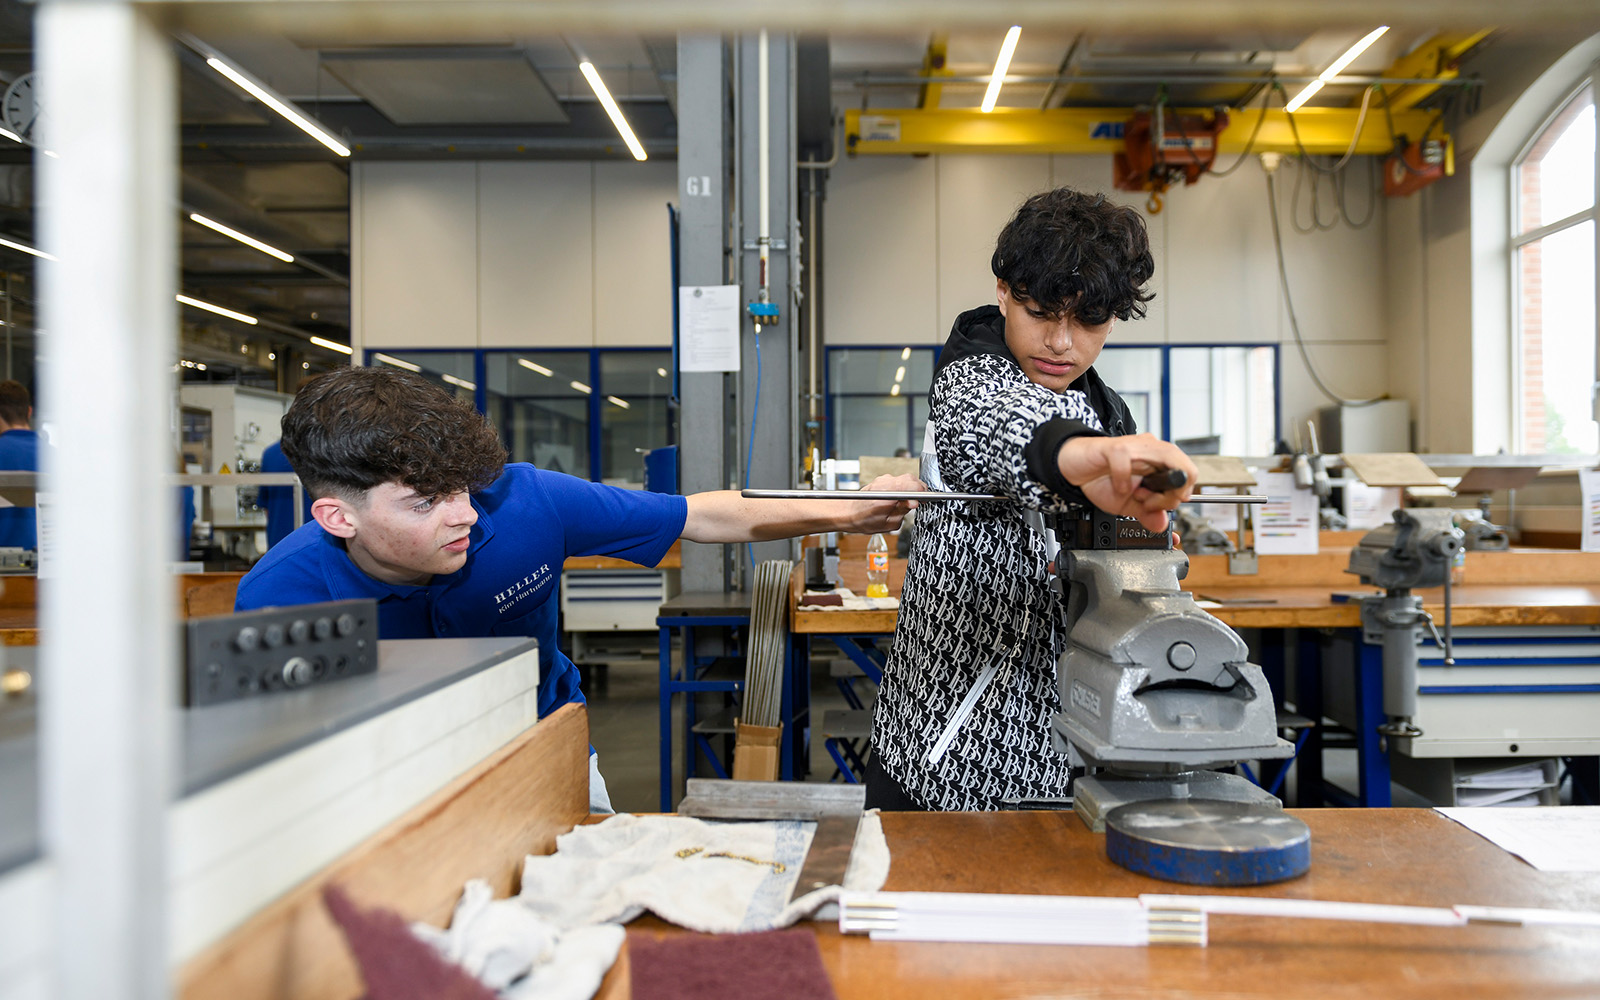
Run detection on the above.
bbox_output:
[1057,433,1197,533]
[681,474,923,543]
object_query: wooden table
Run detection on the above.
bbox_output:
[600,808,1600,999]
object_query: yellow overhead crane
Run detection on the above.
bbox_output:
[843,30,1491,203]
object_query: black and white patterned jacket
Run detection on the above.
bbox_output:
[871,305,1135,811]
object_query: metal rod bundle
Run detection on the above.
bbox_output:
[741,559,794,727]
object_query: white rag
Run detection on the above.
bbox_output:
[413,811,888,997]
[412,879,624,1000]
[516,812,890,933]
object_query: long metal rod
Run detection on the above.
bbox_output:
[742,488,1269,503]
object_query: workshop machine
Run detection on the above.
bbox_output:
[1345,508,1463,740]
[1050,488,1308,885]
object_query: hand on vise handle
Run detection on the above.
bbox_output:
[1057,433,1198,534]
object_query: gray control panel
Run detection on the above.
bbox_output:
[184,599,379,706]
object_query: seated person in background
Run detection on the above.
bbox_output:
[868,186,1197,812]
[236,366,919,812]
[258,439,313,549]
[0,380,40,551]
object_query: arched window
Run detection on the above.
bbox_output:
[1513,80,1597,453]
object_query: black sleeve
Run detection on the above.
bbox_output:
[1025,417,1105,501]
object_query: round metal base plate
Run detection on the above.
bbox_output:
[1105,799,1312,886]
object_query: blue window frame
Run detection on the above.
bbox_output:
[365,346,675,485]
[824,343,1281,459]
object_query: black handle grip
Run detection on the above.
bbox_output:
[1139,468,1188,493]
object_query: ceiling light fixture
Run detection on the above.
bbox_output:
[0,235,55,260]
[606,395,631,409]
[309,335,353,355]
[189,213,295,263]
[1285,26,1390,113]
[176,293,258,325]
[894,366,906,383]
[890,384,902,397]
[373,352,422,372]
[901,347,911,360]
[518,358,554,377]
[181,34,352,157]
[570,380,592,395]
[657,367,668,378]
[579,61,648,161]
[268,352,277,361]
[980,26,1022,113]
[441,373,477,391]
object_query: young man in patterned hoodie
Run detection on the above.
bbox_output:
[866,187,1199,811]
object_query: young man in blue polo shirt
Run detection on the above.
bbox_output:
[235,366,918,812]
[0,380,40,551]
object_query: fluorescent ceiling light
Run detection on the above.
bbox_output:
[189,213,294,263]
[202,53,352,157]
[980,26,1022,113]
[894,366,906,383]
[657,367,668,378]
[606,395,631,409]
[518,358,554,377]
[0,235,55,261]
[309,335,353,355]
[373,352,421,372]
[901,347,911,360]
[1285,26,1389,113]
[441,373,477,390]
[176,293,257,325]
[570,380,592,394]
[890,384,902,397]
[579,61,647,161]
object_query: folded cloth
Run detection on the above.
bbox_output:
[517,812,890,934]
[800,588,899,612]
[411,879,625,1000]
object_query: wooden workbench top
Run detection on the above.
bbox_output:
[790,549,1600,634]
[601,808,1600,999]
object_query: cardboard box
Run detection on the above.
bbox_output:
[731,718,782,782]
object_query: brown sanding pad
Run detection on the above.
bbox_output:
[629,928,837,1000]
[322,883,496,1000]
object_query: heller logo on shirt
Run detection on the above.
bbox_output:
[494,563,553,616]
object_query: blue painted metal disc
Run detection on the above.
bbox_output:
[1105,799,1312,886]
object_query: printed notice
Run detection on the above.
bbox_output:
[1582,469,1600,553]
[1195,486,1239,531]
[679,285,741,373]
[1344,483,1403,531]
[1254,471,1319,555]
[1438,805,1600,871]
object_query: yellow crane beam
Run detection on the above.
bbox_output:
[1361,29,1495,112]
[844,105,1444,157]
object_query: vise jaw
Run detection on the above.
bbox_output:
[1052,547,1292,775]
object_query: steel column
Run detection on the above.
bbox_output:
[676,34,735,592]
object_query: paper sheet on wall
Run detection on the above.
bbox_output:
[679,285,741,373]
[34,490,52,580]
[1253,471,1318,554]
[1581,469,1600,552]
[1437,805,1600,871]
[1344,483,1403,531]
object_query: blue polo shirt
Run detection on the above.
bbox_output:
[259,440,313,550]
[235,463,688,718]
[0,429,39,550]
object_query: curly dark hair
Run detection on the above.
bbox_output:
[280,367,508,502]
[990,187,1155,325]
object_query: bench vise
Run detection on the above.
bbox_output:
[1049,508,1293,832]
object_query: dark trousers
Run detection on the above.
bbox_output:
[863,752,928,811]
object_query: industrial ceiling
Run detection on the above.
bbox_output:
[0,1,1590,388]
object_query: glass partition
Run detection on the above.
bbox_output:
[484,351,593,480]
[827,347,936,460]
[598,350,673,485]
[1169,345,1279,455]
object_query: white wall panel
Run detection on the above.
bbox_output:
[823,155,938,345]
[357,162,479,349]
[1271,160,1388,343]
[478,161,593,348]
[1050,154,1167,345]
[935,154,1051,337]
[1279,342,1394,444]
[594,160,678,346]
[1162,165,1281,344]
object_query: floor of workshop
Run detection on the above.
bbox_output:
[579,637,1534,815]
